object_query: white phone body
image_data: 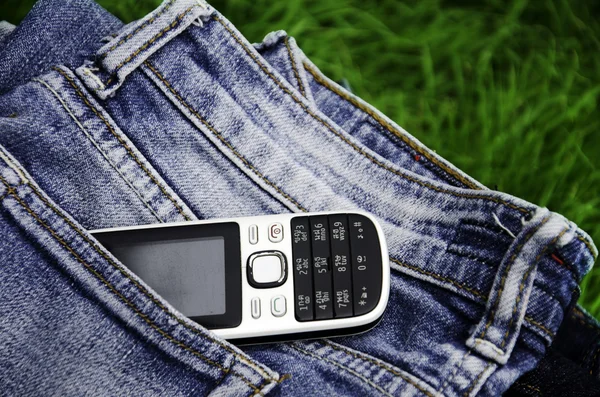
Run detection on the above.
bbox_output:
[91,211,390,344]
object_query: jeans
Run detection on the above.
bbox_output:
[0,0,596,395]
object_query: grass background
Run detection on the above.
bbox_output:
[3,0,600,315]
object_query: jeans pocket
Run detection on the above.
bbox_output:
[0,148,283,395]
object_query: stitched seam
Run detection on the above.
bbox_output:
[523,316,554,337]
[213,16,534,215]
[322,340,436,397]
[53,67,192,222]
[289,344,395,397]
[301,61,477,190]
[33,77,164,223]
[463,363,492,397]
[478,216,551,342]
[143,61,308,212]
[0,176,265,395]
[104,6,197,86]
[439,350,471,394]
[11,177,274,382]
[248,377,267,397]
[577,234,598,260]
[0,182,25,202]
[283,36,306,97]
[98,0,177,59]
[499,227,569,349]
[389,257,555,337]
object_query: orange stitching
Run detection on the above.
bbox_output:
[578,235,598,260]
[322,340,436,397]
[303,62,478,189]
[143,61,308,212]
[283,37,306,98]
[0,176,265,395]
[53,67,192,221]
[104,6,197,86]
[463,363,492,397]
[248,377,267,397]
[276,373,292,384]
[98,0,177,59]
[212,16,533,215]
[523,316,554,337]
[500,227,568,349]
[478,216,551,341]
[11,176,274,382]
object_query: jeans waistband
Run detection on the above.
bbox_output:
[70,0,598,365]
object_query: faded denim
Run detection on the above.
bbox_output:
[0,0,597,395]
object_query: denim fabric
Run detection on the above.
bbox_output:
[504,349,600,396]
[0,0,122,95]
[0,0,597,396]
[551,305,600,376]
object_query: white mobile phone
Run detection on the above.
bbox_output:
[91,211,390,344]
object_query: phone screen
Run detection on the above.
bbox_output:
[108,236,226,317]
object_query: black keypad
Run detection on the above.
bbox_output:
[291,213,382,321]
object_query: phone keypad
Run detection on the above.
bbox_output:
[291,214,382,321]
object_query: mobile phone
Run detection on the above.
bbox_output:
[91,211,390,344]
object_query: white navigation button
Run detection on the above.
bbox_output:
[251,297,261,319]
[251,255,283,284]
[271,295,286,317]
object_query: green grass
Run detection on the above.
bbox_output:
[3,0,600,315]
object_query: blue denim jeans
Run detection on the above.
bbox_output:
[0,0,597,395]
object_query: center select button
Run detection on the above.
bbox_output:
[247,251,288,288]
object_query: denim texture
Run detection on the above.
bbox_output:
[0,0,597,395]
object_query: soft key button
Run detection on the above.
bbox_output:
[247,251,288,288]
[268,222,284,243]
[251,297,261,319]
[249,224,258,245]
[271,295,287,317]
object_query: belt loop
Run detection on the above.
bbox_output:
[76,0,213,99]
[466,209,574,365]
